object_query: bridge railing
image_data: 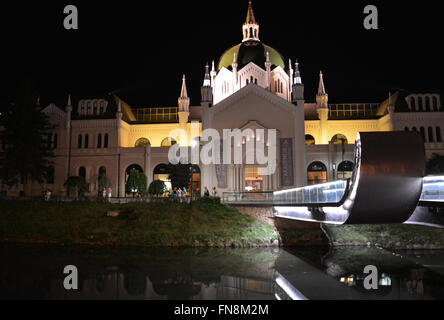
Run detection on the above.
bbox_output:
[222,191,274,204]
[420,176,444,202]
[273,180,349,207]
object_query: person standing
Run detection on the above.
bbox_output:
[107,188,112,202]
[212,187,218,197]
[204,187,210,197]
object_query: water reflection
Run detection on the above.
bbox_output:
[1,245,444,300]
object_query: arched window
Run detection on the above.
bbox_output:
[97,134,102,148]
[46,166,55,184]
[87,102,91,114]
[418,96,423,111]
[420,127,426,142]
[99,101,104,114]
[305,135,315,145]
[161,137,177,147]
[93,102,98,115]
[135,138,151,148]
[79,167,86,179]
[331,134,348,144]
[80,102,85,115]
[432,96,438,111]
[77,134,82,149]
[99,166,106,176]
[307,161,327,185]
[410,97,416,111]
[404,127,410,131]
[53,133,58,149]
[425,96,431,111]
[437,127,442,143]
[84,134,89,148]
[337,161,354,180]
[428,127,435,142]
[104,134,109,148]
[249,27,253,38]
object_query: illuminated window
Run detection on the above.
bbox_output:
[331,134,348,144]
[337,161,354,180]
[161,137,177,147]
[135,138,151,148]
[307,161,327,185]
[305,135,315,145]
[244,166,263,192]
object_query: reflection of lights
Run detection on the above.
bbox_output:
[245,186,254,191]
[275,274,307,300]
[379,273,392,287]
[340,275,355,287]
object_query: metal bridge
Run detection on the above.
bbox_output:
[222,132,444,228]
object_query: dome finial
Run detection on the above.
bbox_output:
[242,0,259,42]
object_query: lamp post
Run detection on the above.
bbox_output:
[189,165,193,207]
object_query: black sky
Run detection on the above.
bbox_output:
[0,0,443,108]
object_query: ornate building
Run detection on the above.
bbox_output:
[2,1,444,197]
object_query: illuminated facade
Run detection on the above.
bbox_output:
[2,1,444,198]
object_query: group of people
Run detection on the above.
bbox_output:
[203,187,218,197]
[168,187,188,199]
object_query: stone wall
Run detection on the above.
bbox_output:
[231,205,329,246]
[323,223,444,249]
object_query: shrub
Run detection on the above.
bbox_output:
[148,180,166,197]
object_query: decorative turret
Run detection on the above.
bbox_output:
[201,64,213,105]
[291,60,304,105]
[178,75,190,126]
[242,0,259,42]
[66,94,72,129]
[316,71,329,144]
[232,53,238,87]
[316,71,328,108]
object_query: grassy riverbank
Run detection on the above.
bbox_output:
[323,223,444,249]
[0,198,279,248]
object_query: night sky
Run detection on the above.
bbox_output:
[0,0,442,108]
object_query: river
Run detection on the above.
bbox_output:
[1,245,444,300]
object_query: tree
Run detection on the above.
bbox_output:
[168,163,191,189]
[64,176,88,198]
[125,171,148,197]
[148,180,166,197]
[0,80,55,196]
[426,154,444,175]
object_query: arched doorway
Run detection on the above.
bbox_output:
[337,161,354,180]
[190,165,201,195]
[307,161,327,185]
[153,164,172,191]
[125,164,144,196]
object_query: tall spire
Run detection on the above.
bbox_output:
[179,75,190,113]
[294,60,302,85]
[245,0,256,25]
[242,0,260,42]
[180,74,188,98]
[318,71,327,95]
[203,63,211,87]
[316,71,328,108]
